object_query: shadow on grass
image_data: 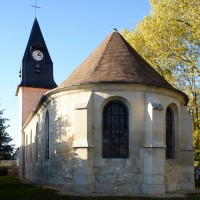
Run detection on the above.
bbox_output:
[0,176,77,200]
[1,176,200,200]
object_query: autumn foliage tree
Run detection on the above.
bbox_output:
[121,0,200,164]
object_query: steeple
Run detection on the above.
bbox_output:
[18,18,57,89]
[16,18,57,127]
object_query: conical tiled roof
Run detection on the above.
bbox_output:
[59,30,188,103]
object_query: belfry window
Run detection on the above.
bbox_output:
[35,64,41,74]
[102,100,129,158]
[166,107,175,159]
[44,111,50,160]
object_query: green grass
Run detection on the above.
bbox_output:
[0,176,63,200]
[0,176,200,200]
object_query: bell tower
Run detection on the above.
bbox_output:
[16,18,57,127]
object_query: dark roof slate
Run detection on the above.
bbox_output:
[22,18,52,64]
[18,18,57,89]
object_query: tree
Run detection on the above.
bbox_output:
[0,109,14,160]
[121,0,200,164]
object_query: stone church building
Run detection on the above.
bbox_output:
[16,18,194,195]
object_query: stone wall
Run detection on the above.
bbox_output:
[165,160,180,192]
[20,84,194,195]
[0,160,19,167]
[95,165,141,195]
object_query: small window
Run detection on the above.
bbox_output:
[35,123,39,162]
[25,134,28,161]
[35,64,41,74]
[30,130,32,162]
[102,100,129,158]
[44,111,50,160]
[166,107,175,159]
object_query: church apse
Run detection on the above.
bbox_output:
[17,20,194,195]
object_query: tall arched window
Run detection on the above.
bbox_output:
[30,130,32,163]
[44,111,50,160]
[102,100,129,158]
[25,134,28,162]
[166,107,175,159]
[35,123,39,162]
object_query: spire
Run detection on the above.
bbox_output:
[18,18,57,89]
[22,18,52,63]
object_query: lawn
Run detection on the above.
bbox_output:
[0,176,200,200]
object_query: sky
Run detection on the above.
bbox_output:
[0,0,150,148]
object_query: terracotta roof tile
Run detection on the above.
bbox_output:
[59,30,172,89]
[58,30,188,104]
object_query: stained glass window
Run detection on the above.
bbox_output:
[102,100,129,158]
[166,107,175,159]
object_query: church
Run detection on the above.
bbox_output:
[16,18,195,195]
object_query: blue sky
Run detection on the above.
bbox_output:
[0,0,150,148]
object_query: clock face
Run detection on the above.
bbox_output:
[32,50,44,61]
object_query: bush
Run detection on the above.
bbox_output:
[0,168,7,176]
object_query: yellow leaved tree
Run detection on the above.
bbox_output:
[121,0,200,165]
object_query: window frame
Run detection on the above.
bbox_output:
[30,130,32,163]
[102,100,129,159]
[166,107,175,159]
[44,111,50,161]
[35,123,39,162]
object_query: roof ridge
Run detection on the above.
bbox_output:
[117,33,137,66]
[90,32,113,76]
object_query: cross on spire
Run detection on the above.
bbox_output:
[31,0,41,17]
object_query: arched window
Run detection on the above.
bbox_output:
[25,134,28,162]
[102,100,129,158]
[44,111,50,160]
[35,123,39,162]
[166,107,175,159]
[30,130,32,162]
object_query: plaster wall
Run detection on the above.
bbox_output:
[21,84,194,195]
[17,87,50,177]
